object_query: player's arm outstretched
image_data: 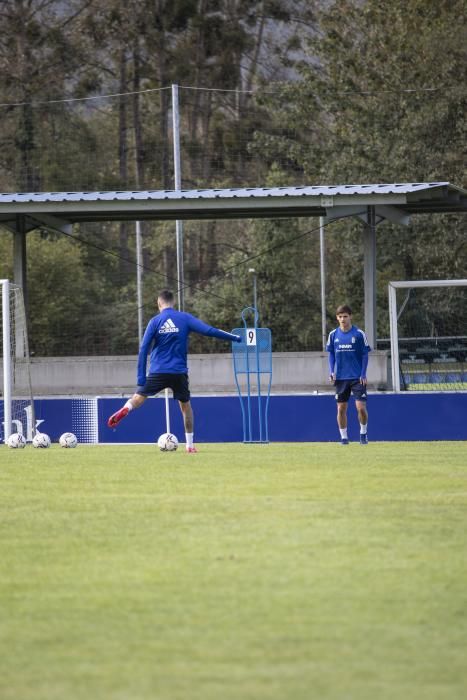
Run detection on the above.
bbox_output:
[187,315,241,343]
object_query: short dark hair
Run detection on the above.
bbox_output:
[158,289,174,304]
[336,304,352,315]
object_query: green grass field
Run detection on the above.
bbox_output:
[1,442,467,700]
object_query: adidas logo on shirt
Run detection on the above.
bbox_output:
[159,318,179,334]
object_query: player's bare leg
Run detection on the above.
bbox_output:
[356,401,368,425]
[337,402,349,444]
[107,394,147,428]
[356,400,368,444]
[179,400,197,452]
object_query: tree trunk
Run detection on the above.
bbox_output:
[118,48,131,277]
[132,40,144,189]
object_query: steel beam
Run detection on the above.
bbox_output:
[363,206,377,348]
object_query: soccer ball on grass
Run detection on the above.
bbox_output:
[32,432,51,448]
[59,432,78,448]
[157,432,178,451]
[6,432,26,448]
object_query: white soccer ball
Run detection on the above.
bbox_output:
[157,432,179,452]
[59,432,78,448]
[32,432,51,449]
[6,432,27,449]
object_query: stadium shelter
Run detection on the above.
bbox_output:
[1,181,466,348]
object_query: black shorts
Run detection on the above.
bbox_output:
[136,373,190,403]
[335,379,368,403]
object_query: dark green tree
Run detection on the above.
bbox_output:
[252,0,467,343]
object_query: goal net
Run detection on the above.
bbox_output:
[388,280,467,392]
[1,280,35,442]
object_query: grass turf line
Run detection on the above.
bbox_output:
[1,442,466,700]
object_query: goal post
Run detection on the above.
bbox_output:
[1,279,35,442]
[2,280,12,438]
[388,279,467,392]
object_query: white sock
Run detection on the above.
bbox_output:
[360,423,368,435]
[186,432,194,448]
[339,428,348,439]
[124,400,134,411]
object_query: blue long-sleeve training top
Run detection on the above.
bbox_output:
[326,325,371,380]
[137,307,239,385]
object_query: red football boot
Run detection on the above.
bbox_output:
[107,406,129,428]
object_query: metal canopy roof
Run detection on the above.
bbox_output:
[0,181,466,234]
[2,180,466,353]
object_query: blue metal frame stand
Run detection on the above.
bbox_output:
[232,307,272,443]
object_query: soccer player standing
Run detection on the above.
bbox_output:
[108,289,241,452]
[326,304,371,445]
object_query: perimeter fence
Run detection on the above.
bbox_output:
[0,85,464,360]
[0,86,286,192]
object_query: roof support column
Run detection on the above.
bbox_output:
[363,206,377,348]
[172,84,184,311]
[14,214,28,312]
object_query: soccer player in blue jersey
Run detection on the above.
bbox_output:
[326,304,371,445]
[108,289,241,452]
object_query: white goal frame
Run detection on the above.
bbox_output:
[1,279,35,442]
[2,279,12,438]
[388,279,467,392]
